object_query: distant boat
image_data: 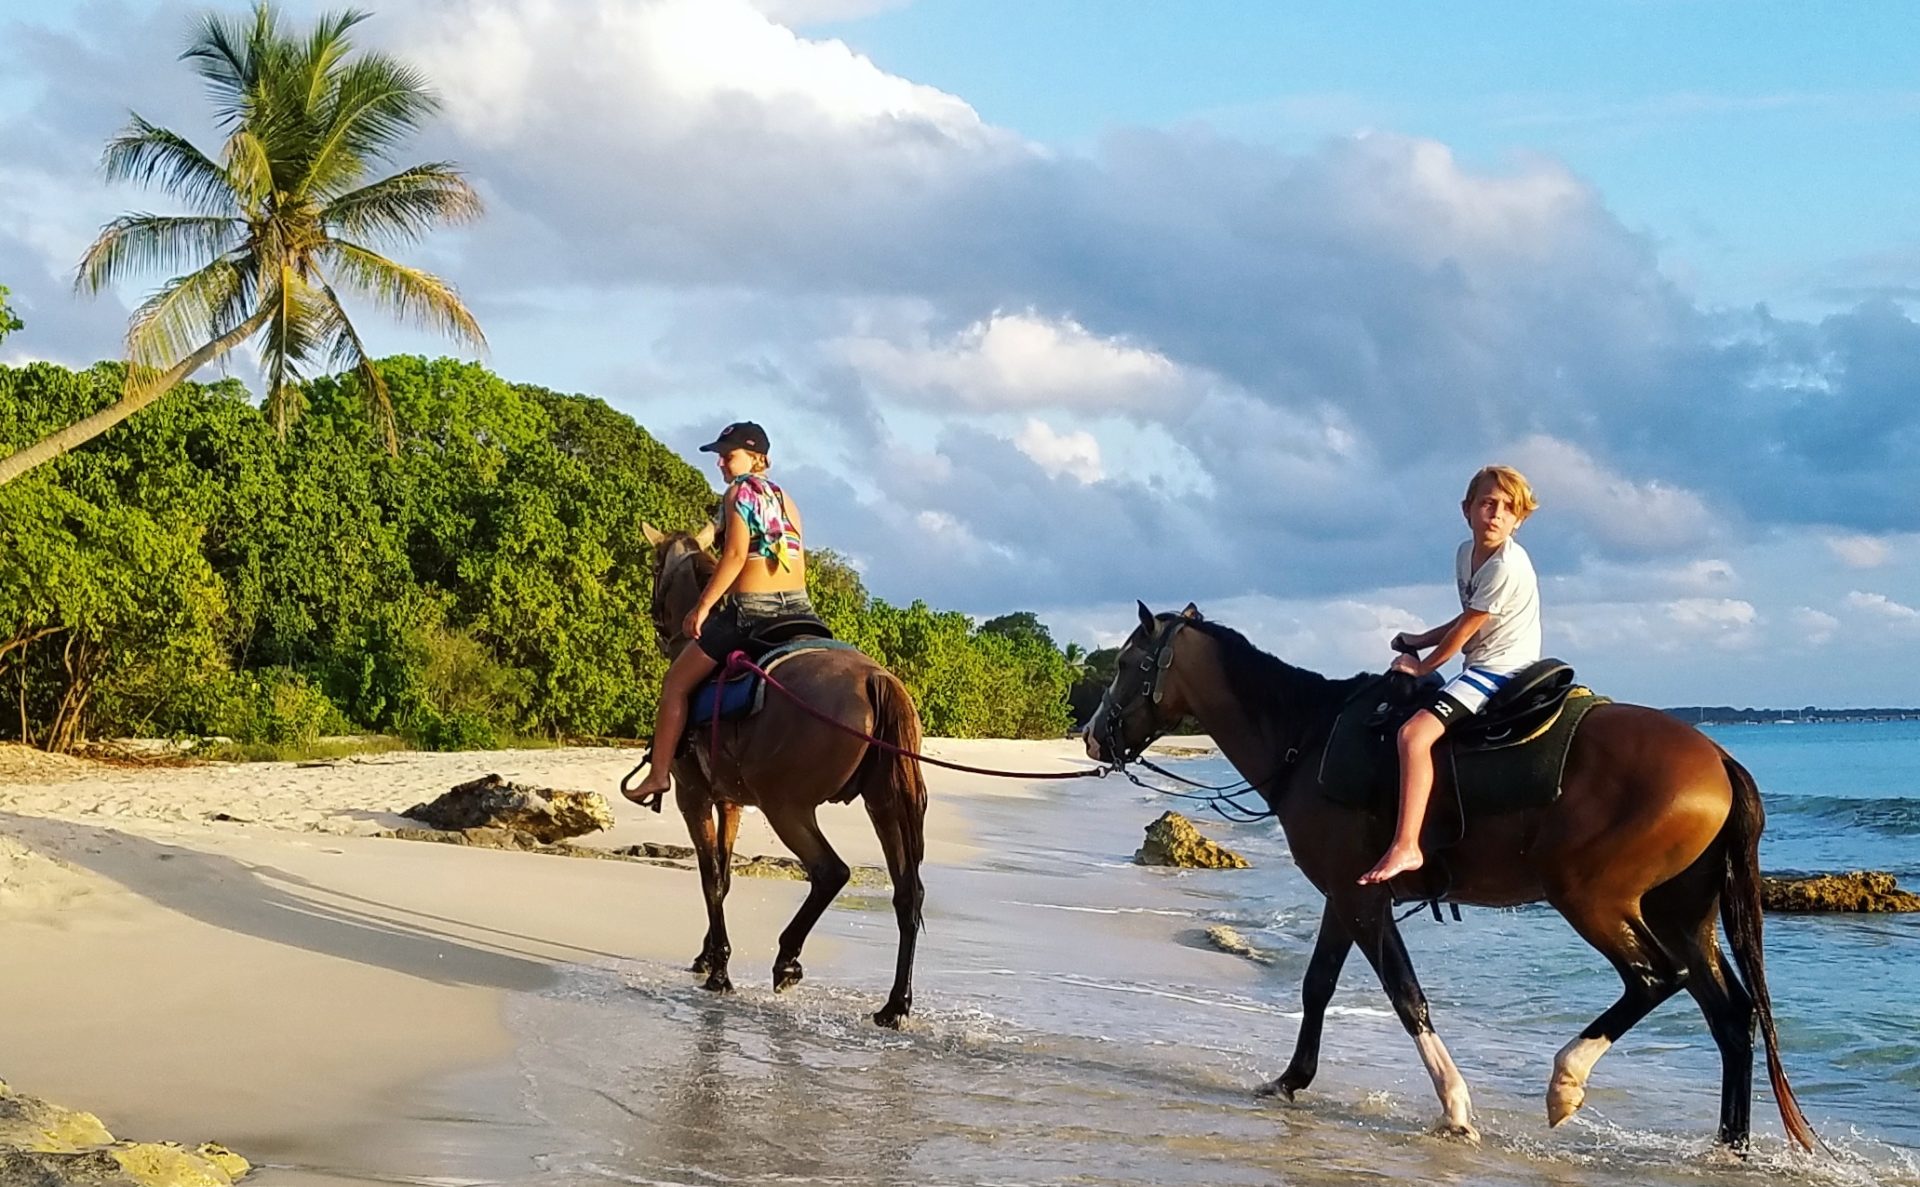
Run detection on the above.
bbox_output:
[1773,718,1799,725]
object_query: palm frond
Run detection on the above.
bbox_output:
[300,54,439,200]
[182,2,272,128]
[261,269,331,435]
[321,162,482,246]
[297,9,371,113]
[76,214,246,295]
[101,116,239,215]
[124,256,250,376]
[322,240,486,351]
[312,278,398,452]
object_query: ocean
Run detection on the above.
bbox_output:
[419,720,1918,1186]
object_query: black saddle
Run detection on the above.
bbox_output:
[1373,658,1577,752]
[738,613,834,660]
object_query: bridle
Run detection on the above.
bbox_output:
[1092,614,1302,823]
[1093,616,1190,767]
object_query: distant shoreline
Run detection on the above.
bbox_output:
[1665,707,1920,725]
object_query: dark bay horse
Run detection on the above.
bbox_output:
[639,524,928,1027]
[1086,602,1817,1151]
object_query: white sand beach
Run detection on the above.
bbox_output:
[0,737,1134,1185]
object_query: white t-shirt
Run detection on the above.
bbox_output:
[1454,538,1541,674]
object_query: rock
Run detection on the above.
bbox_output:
[1205,925,1255,956]
[0,1081,113,1151]
[1761,870,1920,913]
[0,1082,247,1185]
[1134,811,1250,869]
[402,774,614,843]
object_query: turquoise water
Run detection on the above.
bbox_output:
[459,720,1916,1186]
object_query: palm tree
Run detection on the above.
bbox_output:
[0,1,483,486]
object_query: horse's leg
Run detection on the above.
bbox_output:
[862,786,925,1029]
[761,805,850,992]
[679,786,738,993]
[1645,866,1755,1149]
[1346,903,1478,1140]
[1545,898,1689,1128]
[1258,899,1352,1100]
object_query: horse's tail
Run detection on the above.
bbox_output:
[862,667,928,927]
[1720,753,1819,1152]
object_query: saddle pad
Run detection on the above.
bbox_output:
[686,637,862,728]
[1317,687,1608,815]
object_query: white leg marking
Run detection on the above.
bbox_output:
[1547,1035,1613,1127]
[1414,1031,1479,1142]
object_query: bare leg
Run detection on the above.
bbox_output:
[629,645,718,802]
[1359,709,1445,884]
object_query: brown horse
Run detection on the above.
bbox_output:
[639,524,928,1027]
[1085,602,1817,1152]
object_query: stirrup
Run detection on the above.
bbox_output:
[619,749,668,813]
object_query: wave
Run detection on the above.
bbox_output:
[1770,794,1920,836]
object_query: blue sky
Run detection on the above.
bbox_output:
[2,0,1917,706]
[807,1,1920,314]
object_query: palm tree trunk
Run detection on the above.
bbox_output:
[0,308,272,486]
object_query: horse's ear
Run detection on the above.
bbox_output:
[641,522,667,547]
[1180,602,1203,621]
[1137,600,1155,632]
[693,521,717,551]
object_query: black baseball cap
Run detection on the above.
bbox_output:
[698,421,770,454]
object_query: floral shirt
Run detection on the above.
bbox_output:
[724,473,802,570]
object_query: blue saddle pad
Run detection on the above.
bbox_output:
[686,638,861,728]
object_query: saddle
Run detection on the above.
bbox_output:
[686,615,851,729]
[1318,659,1608,846]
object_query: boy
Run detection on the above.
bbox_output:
[1358,465,1541,885]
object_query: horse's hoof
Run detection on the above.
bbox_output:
[1255,1078,1297,1101]
[872,1003,909,1029]
[1546,1074,1585,1128]
[773,962,803,992]
[702,972,733,994]
[690,955,711,976]
[1434,1120,1481,1144]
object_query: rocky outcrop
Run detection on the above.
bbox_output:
[0,1080,248,1186]
[1204,925,1255,956]
[402,774,614,843]
[378,829,889,885]
[1761,870,1920,913]
[1134,811,1250,869]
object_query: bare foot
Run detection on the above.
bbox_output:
[1357,845,1424,885]
[623,776,671,806]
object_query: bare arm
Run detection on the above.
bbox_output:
[1404,610,1489,676]
[1391,623,1449,653]
[697,492,751,613]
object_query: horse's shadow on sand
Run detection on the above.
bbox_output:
[0,811,603,991]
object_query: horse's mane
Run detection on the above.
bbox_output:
[1184,617,1370,738]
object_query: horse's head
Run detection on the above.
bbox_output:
[1083,600,1204,764]
[640,520,717,656]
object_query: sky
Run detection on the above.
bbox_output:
[2,0,1917,707]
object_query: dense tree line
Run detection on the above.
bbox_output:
[0,355,1076,750]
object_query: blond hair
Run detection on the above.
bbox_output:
[1463,465,1538,519]
[748,451,770,474]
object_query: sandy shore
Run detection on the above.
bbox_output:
[0,737,1146,1185]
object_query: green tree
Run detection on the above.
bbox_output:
[0,1,483,487]
[0,285,22,346]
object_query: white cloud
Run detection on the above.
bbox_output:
[1825,533,1892,569]
[841,311,1188,412]
[1844,590,1920,626]
[749,0,916,24]
[1508,435,1716,556]
[1665,597,1761,650]
[1792,607,1839,646]
[1014,418,1104,483]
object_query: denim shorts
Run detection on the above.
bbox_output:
[695,590,817,662]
